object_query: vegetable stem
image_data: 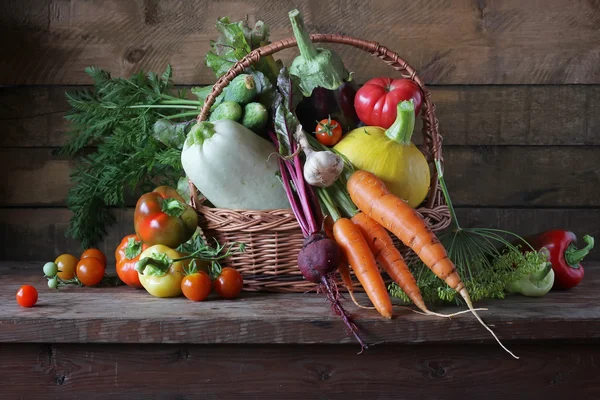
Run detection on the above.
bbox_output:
[565,235,595,266]
[164,111,200,120]
[126,104,199,110]
[385,100,416,145]
[159,99,201,106]
[161,198,186,217]
[317,187,341,222]
[531,262,553,283]
[434,159,461,231]
[289,9,318,60]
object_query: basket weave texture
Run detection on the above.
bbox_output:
[190,34,451,292]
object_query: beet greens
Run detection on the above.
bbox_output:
[269,68,367,351]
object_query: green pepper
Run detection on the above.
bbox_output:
[505,260,555,297]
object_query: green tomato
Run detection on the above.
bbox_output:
[47,277,58,289]
[43,262,58,277]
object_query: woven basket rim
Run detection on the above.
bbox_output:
[190,33,448,221]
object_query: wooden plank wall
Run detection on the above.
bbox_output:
[1,0,599,263]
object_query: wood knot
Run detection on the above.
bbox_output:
[426,361,447,379]
[125,48,146,64]
[318,367,333,381]
[55,375,65,385]
[176,348,191,360]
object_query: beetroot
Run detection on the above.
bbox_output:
[267,70,367,352]
[297,233,341,283]
[297,232,367,351]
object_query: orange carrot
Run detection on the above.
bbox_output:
[333,217,393,319]
[348,171,462,291]
[347,170,518,359]
[352,211,473,316]
[323,215,373,309]
[351,212,426,306]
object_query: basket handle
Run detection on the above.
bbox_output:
[190,33,443,209]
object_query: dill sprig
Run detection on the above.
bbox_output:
[57,65,200,248]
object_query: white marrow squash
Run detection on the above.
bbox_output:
[181,120,289,210]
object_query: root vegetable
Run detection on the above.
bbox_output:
[347,169,518,359]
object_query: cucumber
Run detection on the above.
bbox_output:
[223,74,257,105]
[242,102,268,133]
[209,101,242,122]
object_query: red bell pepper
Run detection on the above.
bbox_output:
[134,186,198,249]
[115,234,148,288]
[354,77,423,129]
[524,230,594,290]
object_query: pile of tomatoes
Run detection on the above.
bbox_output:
[16,185,245,308]
[16,248,108,308]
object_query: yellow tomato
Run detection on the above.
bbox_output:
[137,245,185,298]
[55,254,79,280]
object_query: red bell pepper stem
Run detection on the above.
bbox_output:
[564,235,594,267]
[161,198,186,217]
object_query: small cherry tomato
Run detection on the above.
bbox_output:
[315,117,342,146]
[16,285,38,307]
[181,271,212,302]
[48,277,58,290]
[55,254,79,280]
[81,248,107,267]
[213,268,243,299]
[43,262,58,277]
[76,258,106,286]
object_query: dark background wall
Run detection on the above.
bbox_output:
[1,0,598,263]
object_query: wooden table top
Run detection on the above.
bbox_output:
[1,261,599,347]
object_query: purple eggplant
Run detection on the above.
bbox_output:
[295,81,360,134]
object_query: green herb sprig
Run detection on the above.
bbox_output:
[58,65,197,247]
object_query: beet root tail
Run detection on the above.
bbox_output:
[321,275,368,353]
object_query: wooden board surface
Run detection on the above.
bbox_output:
[1,0,600,85]
[2,342,599,400]
[2,208,599,263]
[3,146,599,208]
[2,84,599,147]
[1,262,600,345]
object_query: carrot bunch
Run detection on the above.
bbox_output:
[316,167,517,359]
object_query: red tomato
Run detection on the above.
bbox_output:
[81,248,107,267]
[354,77,422,129]
[315,117,343,146]
[213,268,243,299]
[181,271,212,302]
[55,254,79,280]
[76,258,106,286]
[16,285,38,308]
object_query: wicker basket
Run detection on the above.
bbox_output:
[189,34,451,292]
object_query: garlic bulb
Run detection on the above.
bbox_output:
[295,125,343,187]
